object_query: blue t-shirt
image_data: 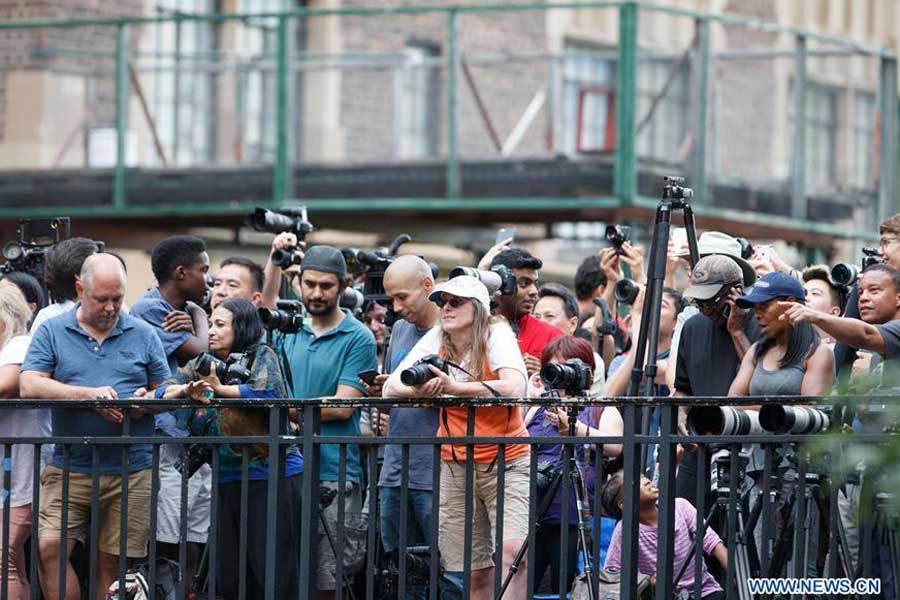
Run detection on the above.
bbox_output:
[22,307,171,474]
[274,309,377,483]
[130,287,193,437]
[378,319,438,490]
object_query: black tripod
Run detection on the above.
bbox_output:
[498,404,595,600]
[619,177,701,598]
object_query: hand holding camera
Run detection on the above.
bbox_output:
[724,286,750,335]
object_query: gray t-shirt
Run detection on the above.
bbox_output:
[876,320,900,388]
[379,319,439,490]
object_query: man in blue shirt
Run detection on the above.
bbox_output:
[20,253,170,600]
[273,244,377,597]
[130,234,210,582]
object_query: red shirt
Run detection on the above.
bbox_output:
[516,313,564,358]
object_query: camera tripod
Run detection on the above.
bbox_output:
[498,404,595,600]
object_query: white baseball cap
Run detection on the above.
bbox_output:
[428,275,491,309]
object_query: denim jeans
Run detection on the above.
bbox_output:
[379,486,434,553]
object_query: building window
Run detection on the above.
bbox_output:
[849,91,876,189]
[394,42,440,159]
[558,44,615,154]
[788,82,839,191]
[635,59,689,162]
[150,0,216,166]
[236,0,292,163]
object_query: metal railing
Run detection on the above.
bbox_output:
[0,394,896,600]
[0,2,894,238]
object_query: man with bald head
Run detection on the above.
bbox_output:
[21,253,170,600]
[370,255,441,594]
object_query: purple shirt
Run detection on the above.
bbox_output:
[604,498,723,597]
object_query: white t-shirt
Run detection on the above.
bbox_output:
[29,300,76,334]
[0,334,51,507]
[385,322,527,393]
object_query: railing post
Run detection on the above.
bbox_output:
[114,23,130,209]
[654,404,678,600]
[619,402,642,600]
[274,15,290,203]
[446,9,461,199]
[791,34,807,220]
[879,55,898,222]
[615,1,638,205]
[691,18,710,205]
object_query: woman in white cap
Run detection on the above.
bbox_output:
[383,275,530,599]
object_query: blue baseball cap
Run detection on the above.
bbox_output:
[735,272,805,308]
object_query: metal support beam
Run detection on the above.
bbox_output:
[615,2,638,205]
[274,15,290,203]
[879,56,898,222]
[114,23,129,209]
[446,10,461,198]
[691,18,710,204]
[791,35,807,220]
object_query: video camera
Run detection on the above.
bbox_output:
[710,450,749,495]
[1,217,71,281]
[448,265,516,297]
[540,358,592,396]
[195,351,254,386]
[355,233,412,304]
[604,225,631,256]
[399,354,449,387]
[258,300,304,334]
[831,247,881,287]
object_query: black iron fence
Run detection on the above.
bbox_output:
[0,395,896,600]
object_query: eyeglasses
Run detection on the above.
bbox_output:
[435,296,467,309]
[880,236,900,248]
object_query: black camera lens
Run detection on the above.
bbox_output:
[258,307,303,334]
[613,279,639,305]
[830,263,859,288]
[400,363,436,386]
[196,353,228,380]
[271,248,303,269]
[540,359,591,394]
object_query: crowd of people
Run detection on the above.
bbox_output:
[0,212,898,600]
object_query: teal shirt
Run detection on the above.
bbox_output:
[274,309,377,483]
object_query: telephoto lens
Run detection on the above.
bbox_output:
[687,406,762,436]
[539,359,592,394]
[759,405,830,434]
[271,247,303,269]
[830,263,859,288]
[257,306,303,334]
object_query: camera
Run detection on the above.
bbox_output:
[687,406,762,436]
[448,265,516,297]
[195,351,253,386]
[341,286,365,312]
[380,546,435,598]
[258,300,304,334]
[536,461,562,499]
[613,278,640,306]
[710,450,748,495]
[540,358,592,395]
[356,234,412,303]
[400,354,449,386]
[246,205,314,238]
[831,247,881,287]
[662,175,694,201]
[759,405,831,435]
[736,237,754,260]
[1,217,72,282]
[604,225,631,256]
[271,247,304,269]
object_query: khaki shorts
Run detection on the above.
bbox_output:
[39,466,152,558]
[438,456,531,571]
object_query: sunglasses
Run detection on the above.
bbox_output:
[435,296,467,309]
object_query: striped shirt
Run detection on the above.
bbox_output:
[604,498,723,598]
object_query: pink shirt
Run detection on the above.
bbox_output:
[604,498,723,597]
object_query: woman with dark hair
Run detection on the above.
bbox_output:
[524,335,623,595]
[728,272,834,399]
[152,297,301,600]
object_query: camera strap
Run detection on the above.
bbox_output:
[438,359,509,472]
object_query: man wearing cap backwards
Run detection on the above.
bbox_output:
[271,244,378,599]
[672,232,761,507]
[384,275,530,600]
